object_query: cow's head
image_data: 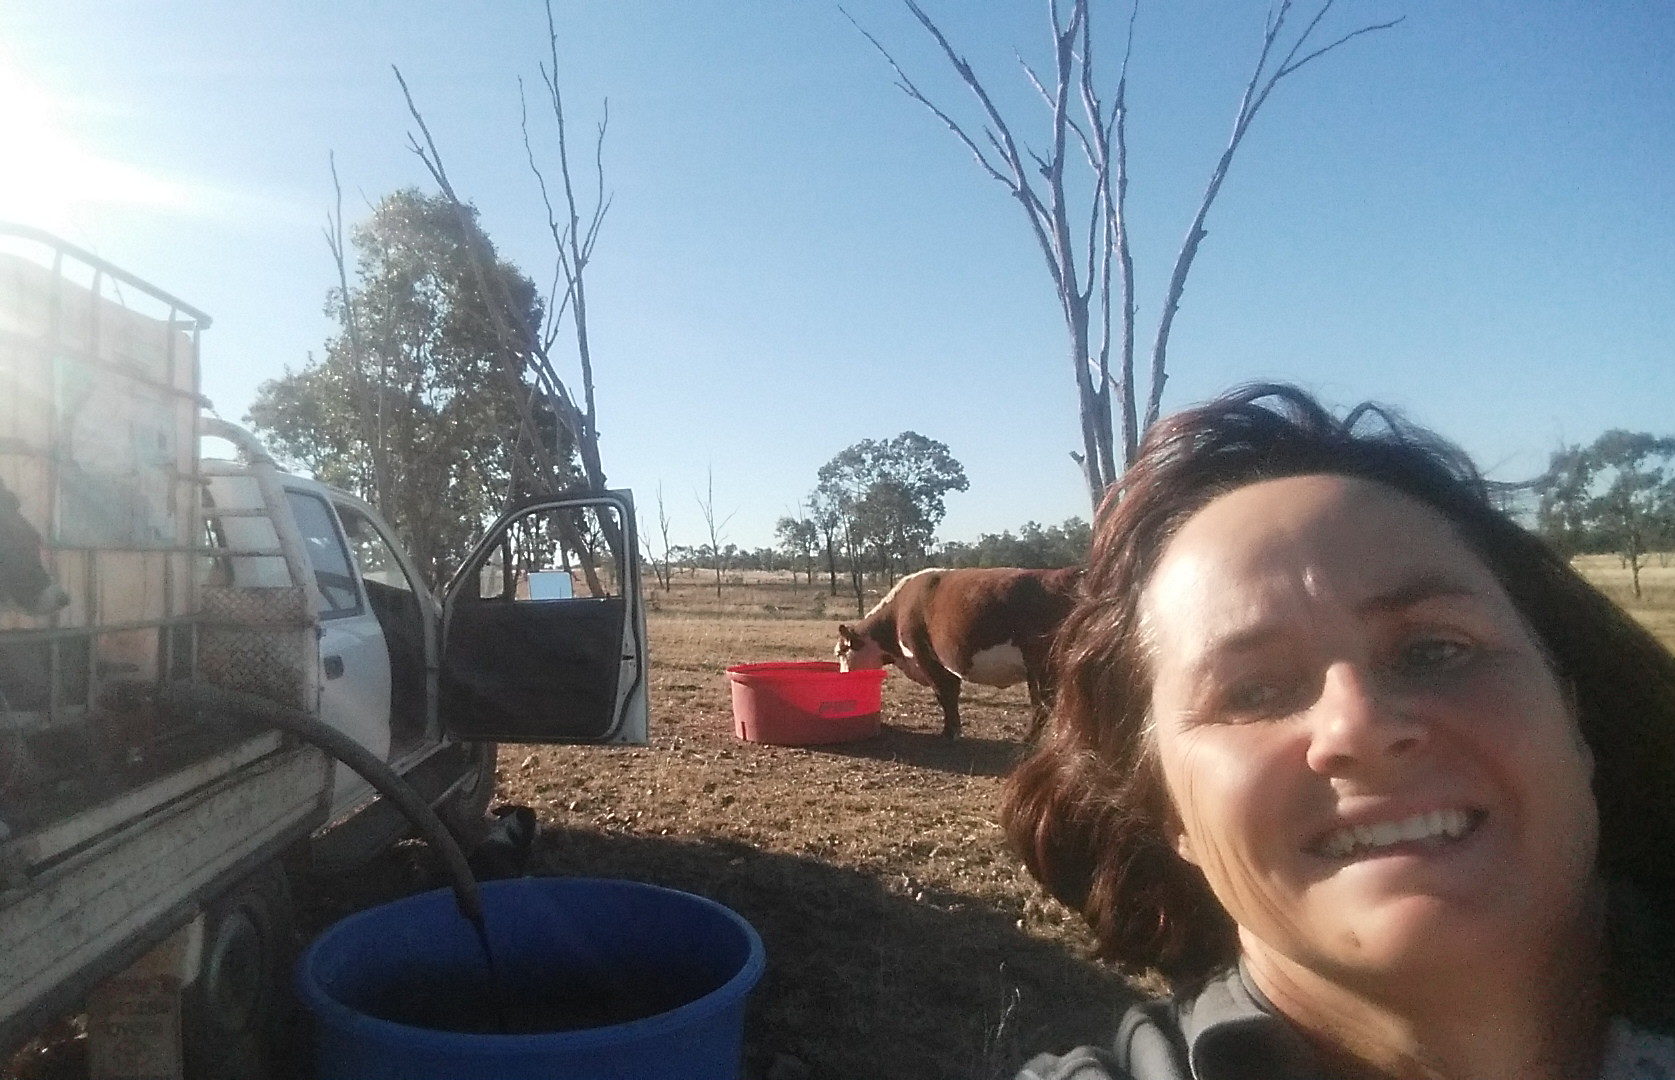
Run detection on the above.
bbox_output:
[835,623,888,673]
[0,485,69,617]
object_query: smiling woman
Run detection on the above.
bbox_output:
[1004,385,1675,1080]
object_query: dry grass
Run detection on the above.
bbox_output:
[1569,555,1675,649]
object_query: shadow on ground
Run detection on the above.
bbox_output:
[813,725,1026,779]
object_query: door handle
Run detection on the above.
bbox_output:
[323,654,345,680]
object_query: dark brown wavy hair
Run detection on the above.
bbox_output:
[1002,383,1675,991]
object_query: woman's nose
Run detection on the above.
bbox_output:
[1303,662,1425,775]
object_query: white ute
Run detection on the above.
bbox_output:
[0,224,649,1077]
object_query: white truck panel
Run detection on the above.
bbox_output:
[0,744,330,1050]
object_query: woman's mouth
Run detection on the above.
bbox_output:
[1311,808,1484,860]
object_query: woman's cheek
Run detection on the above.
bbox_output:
[1435,650,1578,760]
[1165,726,1287,867]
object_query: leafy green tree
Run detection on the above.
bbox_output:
[1584,431,1675,600]
[249,188,579,587]
[807,489,845,597]
[815,431,969,588]
[1535,444,1595,558]
[774,513,818,586]
[1536,430,1675,599]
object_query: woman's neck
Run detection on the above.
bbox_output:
[1240,902,1609,1080]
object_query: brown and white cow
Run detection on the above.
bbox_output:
[836,566,1079,739]
[0,480,67,617]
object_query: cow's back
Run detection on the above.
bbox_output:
[914,567,1079,681]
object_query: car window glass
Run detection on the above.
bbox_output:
[285,490,361,617]
[471,502,624,603]
[337,505,417,594]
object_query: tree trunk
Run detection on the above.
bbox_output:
[550,513,604,596]
[844,527,865,617]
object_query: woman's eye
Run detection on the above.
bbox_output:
[1224,681,1283,716]
[1396,636,1471,673]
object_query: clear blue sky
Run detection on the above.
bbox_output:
[3,1,1671,551]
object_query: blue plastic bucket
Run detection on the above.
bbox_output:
[297,877,766,1079]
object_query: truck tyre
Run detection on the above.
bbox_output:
[437,740,499,845]
[182,862,297,1080]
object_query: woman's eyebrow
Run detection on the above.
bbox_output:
[1356,573,1483,617]
[1185,574,1485,675]
[1182,619,1293,680]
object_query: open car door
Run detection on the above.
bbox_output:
[440,490,648,744]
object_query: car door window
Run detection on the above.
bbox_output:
[337,506,418,596]
[285,490,361,617]
[474,504,621,602]
[338,504,429,746]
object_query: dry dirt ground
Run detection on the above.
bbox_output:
[488,574,1133,1080]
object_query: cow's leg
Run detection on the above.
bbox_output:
[1024,668,1049,740]
[901,621,963,739]
[932,669,963,739]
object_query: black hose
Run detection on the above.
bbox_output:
[160,681,483,925]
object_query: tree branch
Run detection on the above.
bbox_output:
[841,7,1014,187]
[1108,0,1138,465]
[393,64,574,489]
[1143,2,1399,429]
[899,1,1062,270]
[518,79,577,354]
[323,151,391,511]
[540,0,608,477]
[1276,16,1405,80]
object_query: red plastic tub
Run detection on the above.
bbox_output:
[725,662,886,745]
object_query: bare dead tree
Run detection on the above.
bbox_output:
[643,482,675,591]
[850,0,1401,506]
[323,152,392,514]
[390,1,621,536]
[517,0,613,496]
[389,2,626,594]
[394,67,578,495]
[695,467,737,600]
[639,532,665,594]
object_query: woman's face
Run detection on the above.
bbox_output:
[1141,474,1599,985]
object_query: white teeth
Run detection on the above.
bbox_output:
[1318,809,1472,858]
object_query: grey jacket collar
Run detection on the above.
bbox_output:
[1177,964,1322,1080]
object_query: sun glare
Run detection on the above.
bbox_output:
[0,51,190,235]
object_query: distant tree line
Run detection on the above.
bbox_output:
[1535,429,1675,599]
[649,515,1091,581]
[931,518,1091,569]
[660,543,804,576]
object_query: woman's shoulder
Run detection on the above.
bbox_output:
[1013,998,1194,1080]
[1014,965,1313,1080]
[1013,966,1322,1080]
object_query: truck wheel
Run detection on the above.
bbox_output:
[437,741,499,844]
[182,862,297,1080]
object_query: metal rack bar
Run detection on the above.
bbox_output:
[0,223,212,328]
